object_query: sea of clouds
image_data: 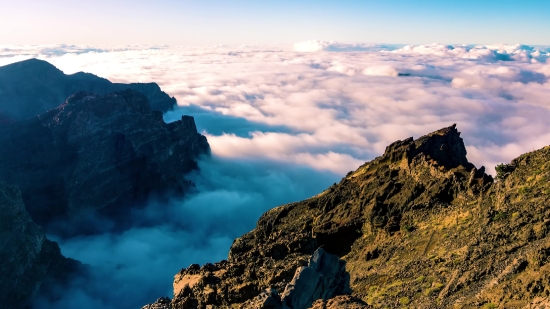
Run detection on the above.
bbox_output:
[2,41,550,308]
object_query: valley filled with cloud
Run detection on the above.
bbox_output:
[2,41,550,308]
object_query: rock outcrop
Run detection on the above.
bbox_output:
[0,182,80,309]
[0,90,209,233]
[169,124,550,308]
[240,248,351,309]
[0,59,177,121]
[280,248,351,309]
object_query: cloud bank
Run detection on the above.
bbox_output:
[37,157,337,309]
[2,41,550,308]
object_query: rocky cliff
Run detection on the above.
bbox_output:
[0,90,209,234]
[0,182,80,309]
[0,59,177,121]
[169,124,550,308]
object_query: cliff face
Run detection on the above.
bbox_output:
[0,183,80,309]
[0,90,209,233]
[170,125,550,308]
[0,59,177,121]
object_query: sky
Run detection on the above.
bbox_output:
[1,0,550,45]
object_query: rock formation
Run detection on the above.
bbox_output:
[0,59,177,121]
[0,90,209,233]
[169,124,550,308]
[0,182,80,309]
[238,248,351,309]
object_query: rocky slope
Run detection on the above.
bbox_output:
[0,182,80,309]
[0,59,177,121]
[0,90,209,233]
[169,124,550,308]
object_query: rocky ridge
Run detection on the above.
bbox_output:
[168,124,550,308]
[0,182,80,309]
[0,90,209,233]
[0,59,177,121]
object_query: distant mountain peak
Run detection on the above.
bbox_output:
[0,59,177,120]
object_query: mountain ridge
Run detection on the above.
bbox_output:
[0,58,177,121]
[164,124,550,309]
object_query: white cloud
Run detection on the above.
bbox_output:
[2,42,547,175]
[2,43,549,177]
[362,65,399,77]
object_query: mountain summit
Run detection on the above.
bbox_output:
[0,59,177,121]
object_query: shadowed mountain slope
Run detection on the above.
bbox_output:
[0,90,209,235]
[0,59,177,121]
[0,183,81,309]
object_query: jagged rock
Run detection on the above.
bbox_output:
[0,182,80,309]
[239,249,350,309]
[0,90,209,233]
[141,297,171,309]
[0,59,177,121]
[281,248,351,309]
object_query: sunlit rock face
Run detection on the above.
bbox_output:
[0,58,177,121]
[0,90,209,235]
[0,183,80,309]
[168,124,550,308]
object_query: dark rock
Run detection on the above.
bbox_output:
[0,59,177,121]
[0,182,80,309]
[0,90,209,234]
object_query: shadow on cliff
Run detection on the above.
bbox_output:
[34,155,340,309]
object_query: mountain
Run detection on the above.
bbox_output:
[0,182,81,309]
[167,125,550,309]
[0,59,177,121]
[0,90,209,235]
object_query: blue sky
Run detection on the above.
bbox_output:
[1,0,549,45]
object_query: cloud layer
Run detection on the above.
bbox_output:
[2,42,550,308]
[16,41,546,175]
